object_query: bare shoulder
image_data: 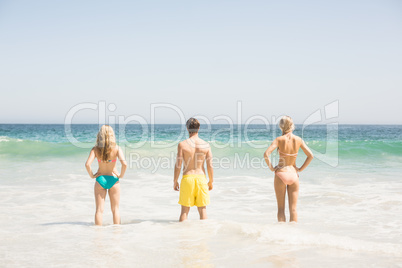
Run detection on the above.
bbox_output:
[196,138,210,149]
[178,140,189,149]
[197,137,209,145]
[178,140,184,147]
[274,136,283,145]
[293,135,302,141]
[293,135,303,145]
[275,136,284,141]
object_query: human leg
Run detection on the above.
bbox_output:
[274,175,287,222]
[94,182,107,225]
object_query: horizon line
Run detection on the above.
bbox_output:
[0,123,401,126]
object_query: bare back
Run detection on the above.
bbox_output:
[179,137,211,175]
[94,147,119,176]
[277,133,302,169]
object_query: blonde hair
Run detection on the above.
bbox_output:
[279,116,295,135]
[95,125,116,162]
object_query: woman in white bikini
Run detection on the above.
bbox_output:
[264,116,314,222]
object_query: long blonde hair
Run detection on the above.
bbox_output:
[95,125,116,162]
[279,116,295,135]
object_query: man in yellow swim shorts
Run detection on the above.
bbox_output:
[173,118,214,221]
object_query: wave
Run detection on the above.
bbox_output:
[239,139,402,158]
[0,137,88,158]
[218,220,402,256]
[1,136,402,159]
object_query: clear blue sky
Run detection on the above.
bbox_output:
[1,0,401,124]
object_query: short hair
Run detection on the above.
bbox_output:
[186,118,200,133]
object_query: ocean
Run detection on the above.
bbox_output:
[1,124,402,267]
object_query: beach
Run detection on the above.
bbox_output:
[1,124,402,267]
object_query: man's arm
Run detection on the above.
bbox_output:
[173,143,183,191]
[206,145,213,190]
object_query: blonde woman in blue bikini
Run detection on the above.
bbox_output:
[85,125,127,226]
[264,116,314,222]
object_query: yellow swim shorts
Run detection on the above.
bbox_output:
[178,174,210,207]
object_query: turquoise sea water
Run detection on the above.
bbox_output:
[1,124,401,175]
[1,124,401,159]
[1,124,402,267]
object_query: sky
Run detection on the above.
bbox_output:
[0,0,401,124]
